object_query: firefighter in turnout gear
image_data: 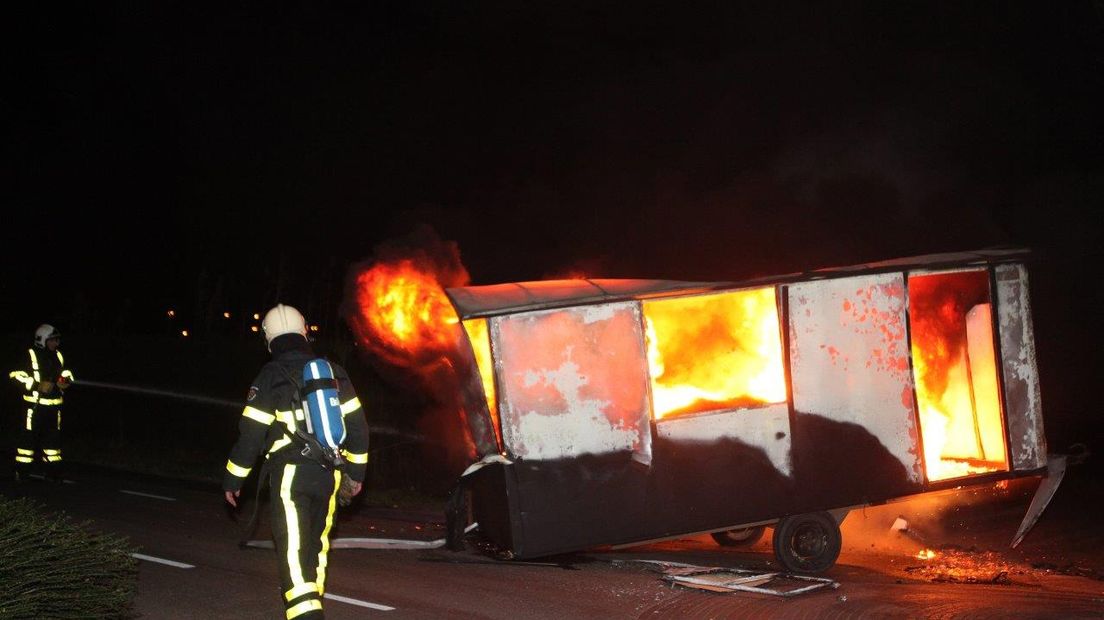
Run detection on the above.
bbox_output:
[223,305,369,620]
[9,324,73,482]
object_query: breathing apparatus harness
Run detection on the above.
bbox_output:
[238,358,353,546]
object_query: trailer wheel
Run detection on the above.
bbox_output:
[710,526,765,547]
[772,512,841,574]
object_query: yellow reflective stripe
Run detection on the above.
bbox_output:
[284,582,319,602]
[45,455,62,462]
[9,371,32,389]
[24,395,63,405]
[225,460,252,478]
[286,599,322,619]
[25,409,33,430]
[340,397,362,415]
[15,456,32,463]
[275,409,304,424]
[43,449,60,455]
[343,451,368,465]
[316,470,340,591]
[242,406,275,426]
[28,349,39,371]
[280,464,305,591]
[57,351,64,365]
[60,369,74,380]
[17,449,34,456]
[268,437,292,454]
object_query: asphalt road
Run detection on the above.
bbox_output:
[2,465,1102,619]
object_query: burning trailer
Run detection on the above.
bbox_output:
[441,249,1062,573]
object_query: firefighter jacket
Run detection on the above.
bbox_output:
[9,347,74,406]
[223,349,369,493]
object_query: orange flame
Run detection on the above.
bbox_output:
[644,287,786,419]
[352,259,460,365]
[909,272,1007,481]
[916,548,937,560]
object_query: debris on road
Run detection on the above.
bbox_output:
[626,559,840,597]
[900,546,1103,584]
[891,516,932,546]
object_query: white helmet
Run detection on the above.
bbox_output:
[261,304,307,350]
[34,324,61,348]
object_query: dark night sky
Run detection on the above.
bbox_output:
[2,3,1102,333]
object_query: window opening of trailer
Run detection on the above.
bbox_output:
[643,287,786,420]
[462,318,501,447]
[908,270,1008,481]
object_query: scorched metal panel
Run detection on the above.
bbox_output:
[788,273,924,486]
[490,301,653,462]
[995,264,1046,470]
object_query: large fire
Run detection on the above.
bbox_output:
[351,259,461,366]
[643,287,787,419]
[349,255,502,453]
[908,271,1007,481]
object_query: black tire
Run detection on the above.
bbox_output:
[771,512,841,573]
[710,525,766,547]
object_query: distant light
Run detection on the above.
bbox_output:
[223,312,231,319]
[167,310,175,318]
[253,313,260,320]
[309,325,319,332]
[250,325,259,332]
[181,330,189,337]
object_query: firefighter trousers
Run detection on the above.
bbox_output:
[269,462,341,620]
[15,404,62,475]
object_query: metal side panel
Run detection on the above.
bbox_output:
[490,301,653,462]
[995,264,1046,471]
[788,273,924,501]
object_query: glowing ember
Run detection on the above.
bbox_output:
[917,548,937,560]
[351,259,461,365]
[643,287,786,419]
[908,271,1007,481]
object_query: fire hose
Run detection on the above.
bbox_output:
[75,378,427,442]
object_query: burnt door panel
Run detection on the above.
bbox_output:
[788,273,924,508]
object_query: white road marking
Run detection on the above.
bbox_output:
[27,473,75,484]
[324,593,395,611]
[120,489,177,501]
[131,553,195,569]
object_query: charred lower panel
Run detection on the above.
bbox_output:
[482,436,796,559]
[790,411,924,508]
[480,410,942,558]
[468,463,520,552]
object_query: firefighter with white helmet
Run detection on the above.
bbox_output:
[223,304,369,620]
[9,324,74,482]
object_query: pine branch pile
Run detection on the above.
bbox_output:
[0,495,137,619]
